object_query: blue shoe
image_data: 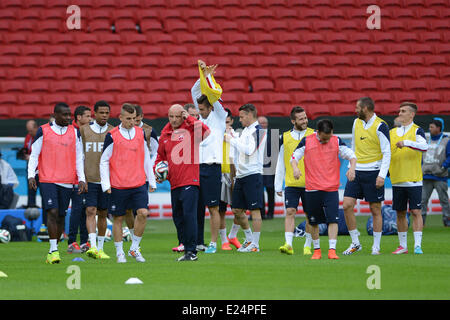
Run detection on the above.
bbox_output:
[414,246,423,254]
[205,244,217,254]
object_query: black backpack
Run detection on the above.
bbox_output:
[0,183,14,209]
[1,215,32,241]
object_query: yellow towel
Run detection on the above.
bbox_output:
[199,65,223,105]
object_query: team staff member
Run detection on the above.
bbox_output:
[291,119,357,260]
[100,104,156,264]
[80,100,114,259]
[275,106,315,256]
[155,104,210,261]
[67,105,91,254]
[224,103,267,253]
[390,102,428,255]
[342,97,391,256]
[421,118,450,227]
[191,60,227,254]
[28,102,87,264]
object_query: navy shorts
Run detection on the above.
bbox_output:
[199,163,222,207]
[392,186,422,211]
[40,182,73,217]
[219,200,228,213]
[232,173,263,210]
[85,183,110,210]
[109,184,148,216]
[344,170,385,202]
[284,187,306,209]
[304,191,340,225]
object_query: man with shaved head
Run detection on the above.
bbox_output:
[155,104,210,261]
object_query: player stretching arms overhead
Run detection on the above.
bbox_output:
[190,60,227,254]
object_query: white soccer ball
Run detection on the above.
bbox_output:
[0,229,11,244]
[155,161,169,181]
[122,227,132,242]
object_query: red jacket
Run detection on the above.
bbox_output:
[155,116,210,190]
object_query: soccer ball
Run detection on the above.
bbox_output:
[0,229,11,244]
[122,227,132,242]
[24,207,40,221]
[155,161,169,181]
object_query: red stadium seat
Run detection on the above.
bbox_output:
[292,93,317,104]
[390,68,414,79]
[332,104,355,116]
[0,106,11,119]
[140,20,164,32]
[224,69,247,80]
[271,69,294,80]
[241,93,265,105]
[379,80,402,91]
[12,107,36,119]
[28,81,50,93]
[123,81,146,93]
[261,104,289,117]
[222,80,248,92]
[51,81,74,93]
[266,93,291,104]
[9,69,32,80]
[319,93,343,104]
[306,80,329,92]
[0,94,17,105]
[403,80,427,91]
[394,92,418,103]
[371,92,393,103]
[2,81,24,93]
[306,105,332,119]
[277,80,305,92]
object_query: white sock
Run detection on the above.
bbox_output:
[349,229,360,246]
[129,228,134,237]
[304,233,312,248]
[285,232,294,246]
[209,241,217,248]
[219,228,227,244]
[114,241,124,255]
[130,234,142,251]
[243,228,252,243]
[252,232,260,247]
[373,232,382,250]
[329,239,337,250]
[97,236,105,250]
[413,231,422,248]
[228,223,240,239]
[313,239,320,249]
[49,239,58,253]
[398,231,408,249]
[88,233,97,249]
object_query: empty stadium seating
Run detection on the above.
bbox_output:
[0,0,449,119]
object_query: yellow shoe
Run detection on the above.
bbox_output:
[303,246,312,255]
[279,243,294,255]
[86,247,99,259]
[46,251,61,264]
[97,249,110,259]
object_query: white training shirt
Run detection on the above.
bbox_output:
[0,159,19,188]
[99,124,156,192]
[229,121,267,179]
[27,121,85,188]
[274,128,308,193]
[191,79,227,164]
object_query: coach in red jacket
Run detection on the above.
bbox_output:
[155,104,210,261]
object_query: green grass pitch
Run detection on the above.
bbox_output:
[0,215,449,300]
